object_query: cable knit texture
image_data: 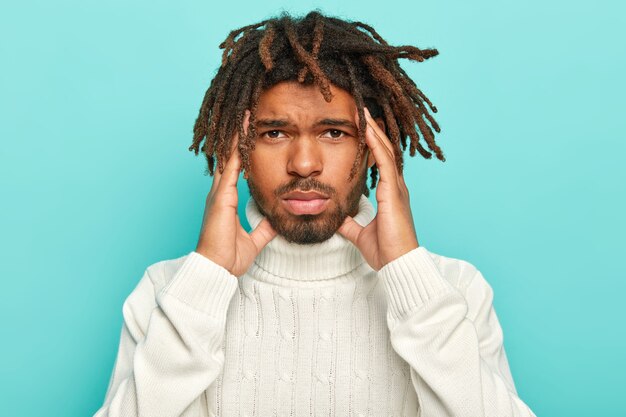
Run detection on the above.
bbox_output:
[94,196,536,417]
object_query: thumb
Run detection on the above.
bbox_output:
[249,218,277,252]
[337,215,363,246]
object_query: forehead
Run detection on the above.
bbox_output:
[255,81,356,120]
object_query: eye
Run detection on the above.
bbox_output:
[262,130,287,140]
[321,129,347,140]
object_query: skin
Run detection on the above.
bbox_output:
[246,81,374,245]
[195,80,420,276]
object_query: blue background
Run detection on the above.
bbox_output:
[1,0,624,416]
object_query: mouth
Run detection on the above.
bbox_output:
[281,190,330,215]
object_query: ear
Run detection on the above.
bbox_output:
[365,117,387,168]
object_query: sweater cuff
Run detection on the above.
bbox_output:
[159,251,239,319]
[380,246,456,323]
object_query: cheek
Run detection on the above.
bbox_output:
[322,146,362,177]
[250,144,285,169]
[249,147,270,174]
[248,150,282,193]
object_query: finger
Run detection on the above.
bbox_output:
[208,160,224,198]
[337,215,363,246]
[364,107,395,161]
[249,218,277,252]
[217,133,242,191]
[398,172,408,190]
[358,110,398,183]
[209,135,239,199]
[229,125,240,156]
[364,107,408,185]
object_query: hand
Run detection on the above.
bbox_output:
[195,111,277,276]
[338,107,419,271]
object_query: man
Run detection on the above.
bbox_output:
[94,11,537,417]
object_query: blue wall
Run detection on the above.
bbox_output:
[1,0,624,415]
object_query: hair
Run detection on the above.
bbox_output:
[189,10,445,192]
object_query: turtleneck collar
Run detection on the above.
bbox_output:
[245,195,375,284]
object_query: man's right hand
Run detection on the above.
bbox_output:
[195,110,277,277]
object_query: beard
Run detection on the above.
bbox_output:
[247,173,367,244]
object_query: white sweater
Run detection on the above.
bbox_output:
[94,196,536,417]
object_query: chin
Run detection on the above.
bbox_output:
[248,179,361,244]
[269,210,345,245]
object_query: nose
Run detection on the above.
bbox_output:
[286,137,323,178]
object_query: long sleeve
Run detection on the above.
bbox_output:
[93,251,239,417]
[380,246,536,417]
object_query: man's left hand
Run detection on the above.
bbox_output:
[338,106,419,271]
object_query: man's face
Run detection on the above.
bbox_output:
[246,81,377,244]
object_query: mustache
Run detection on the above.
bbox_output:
[273,177,337,198]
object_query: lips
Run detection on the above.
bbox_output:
[282,190,328,200]
[281,190,330,215]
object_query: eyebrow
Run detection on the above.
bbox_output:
[255,118,357,130]
[315,118,357,130]
[256,119,290,128]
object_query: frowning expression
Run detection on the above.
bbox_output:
[246,81,379,244]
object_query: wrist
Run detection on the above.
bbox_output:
[382,240,419,268]
[195,245,232,273]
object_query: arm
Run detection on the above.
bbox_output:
[95,111,275,417]
[380,246,536,417]
[338,107,536,416]
[93,252,238,417]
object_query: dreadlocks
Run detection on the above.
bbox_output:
[189,10,445,191]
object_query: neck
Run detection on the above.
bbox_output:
[245,195,375,285]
